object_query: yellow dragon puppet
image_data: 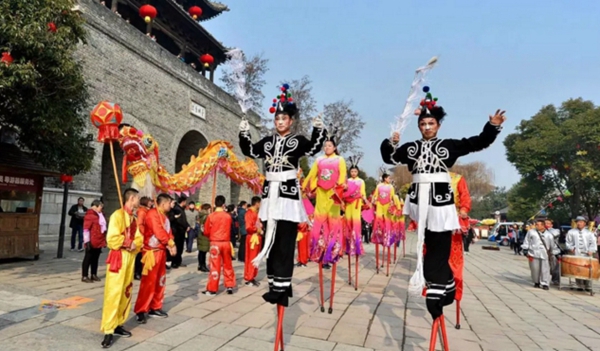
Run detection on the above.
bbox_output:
[118,124,264,197]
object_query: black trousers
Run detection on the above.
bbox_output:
[172,232,185,266]
[424,229,455,320]
[262,220,297,307]
[134,252,143,277]
[198,250,207,268]
[82,247,102,277]
[238,235,247,262]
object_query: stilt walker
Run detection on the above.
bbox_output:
[343,156,369,290]
[239,84,326,351]
[372,173,396,276]
[303,130,347,313]
[296,170,314,268]
[381,73,506,350]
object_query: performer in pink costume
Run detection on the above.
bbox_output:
[372,173,396,276]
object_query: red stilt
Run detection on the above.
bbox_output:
[455,300,461,329]
[386,246,390,277]
[274,305,285,351]
[348,254,352,285]
[319,263,325,312]
[328,263,337,314]
[375,244,379,274]
[354,254,359,291]
[394,244,397,263]
[428,318,440,351]
[440,315,450,350]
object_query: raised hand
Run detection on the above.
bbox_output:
[391,132,400,145]
[414,108,422,116]
[312,113,324,129]
[489,109,506,126]
[239,119,250,132]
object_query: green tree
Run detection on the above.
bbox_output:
[504,98,600,219]
[507,179,571,224]
[0,0,92,175]
[470,187,508,219]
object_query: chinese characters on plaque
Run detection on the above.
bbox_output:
[0,174,37,191]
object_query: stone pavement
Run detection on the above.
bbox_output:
[1,234,600,351]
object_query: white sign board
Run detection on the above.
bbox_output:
[190,101,206,120]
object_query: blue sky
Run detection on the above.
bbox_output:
[203,0,600,188]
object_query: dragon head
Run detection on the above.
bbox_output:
[118,124,160,184]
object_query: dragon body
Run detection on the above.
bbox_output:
[118,125,264,197]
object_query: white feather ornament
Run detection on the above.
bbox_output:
[225,48,254,116]
[391,56,439,137]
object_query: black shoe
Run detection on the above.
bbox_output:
[82,276,92,283]
[534,283,540,288]
[542,285,549,290]
[323,264,331,270]
[166,265,171,270]
[136,313,147,324]
[202,290,216,296]
[244,281,253,286]
[134,274,141,281]
[577,288,584,291]
[200,266,209,272]
[226,287,234,295]
[251,280,260,287]
[101,334,114,348]
[295,262,302,267]
[114,326,132,338]
[91,275,101,282]
[149,309,168,318]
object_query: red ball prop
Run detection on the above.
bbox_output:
[60,174,73,184]
[90,101,124,143]
[272,98,277,103]
[269,107,276,113]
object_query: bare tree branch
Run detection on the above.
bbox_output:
[322,99,365,155]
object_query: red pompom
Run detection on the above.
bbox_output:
[288,97,293,102]
[280,97,285,102]
[272,98,277,103]
[281,87,286,92]
[419,100,425,106]
[269,107,276,113]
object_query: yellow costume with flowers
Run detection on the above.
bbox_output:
[100,209,143,334]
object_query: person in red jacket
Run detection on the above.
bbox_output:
[134,193,176,324]
[296,221,311,267]
[82,200,107,283]
[202,195,235,295]
[244,196,262,286]
[135,197,153,280]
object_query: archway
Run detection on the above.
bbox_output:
[101,142,129,216]
[175,130,209,203]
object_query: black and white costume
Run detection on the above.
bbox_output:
[380,89,501,319]
[239,95,326,307]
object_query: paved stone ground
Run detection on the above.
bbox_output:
[1,234,600,351]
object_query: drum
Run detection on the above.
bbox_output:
[561,255,600,280]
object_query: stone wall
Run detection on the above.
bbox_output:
[39,187,103,248]
[39,0,263,245]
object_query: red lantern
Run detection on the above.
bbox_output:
[1,52,13,66]
[139,4,157,23]
[60,174,73,184]
[200,53,214,68]
[90,101,124,143]
[188,6,203,20]
[48,22,57,33]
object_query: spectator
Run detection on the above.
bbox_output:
[226,204,238,248]
[82,200,106,283]
[197,204,211,272]
[185,201,199,253]
[135,197,153,280]
[169,196,189,268]
[68,197,87,252]
[236,201,248,262]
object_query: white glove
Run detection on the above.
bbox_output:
[239,119,250,132]
[312,114,324,129]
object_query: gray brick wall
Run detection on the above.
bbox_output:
[40,0,263,244]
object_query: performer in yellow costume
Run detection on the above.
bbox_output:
[372,173,396,275]
[101,188,143,349]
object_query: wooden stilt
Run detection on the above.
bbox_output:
[355,254,359,291]
[328,263,337,314]
[274,305,285,351]
[455,300,461,329]
[348,254,352,285]
[319,263,325,312]
[375,244,379,274]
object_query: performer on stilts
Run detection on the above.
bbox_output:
[372,173,396,276]
[296,170,314,268]
[420,172,471,329]
[391,192,405,263]
[381,85,505,351]
[343,156,369,291]
[100,188,143,349]
[134,193,176,324]
[303,130,347,313]
[239,84,326,351]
